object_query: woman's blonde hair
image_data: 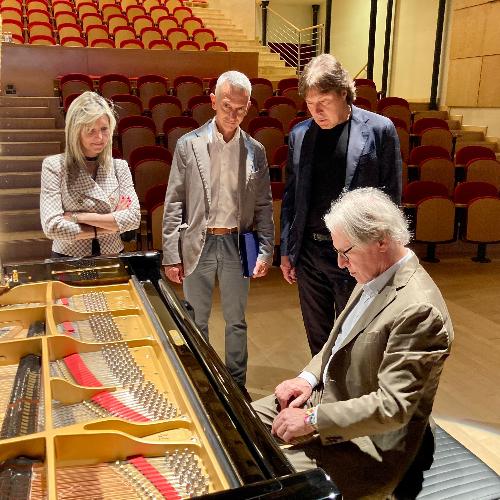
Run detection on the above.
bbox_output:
[64,91,116,173]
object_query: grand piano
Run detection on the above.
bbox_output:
[0,252,340,499]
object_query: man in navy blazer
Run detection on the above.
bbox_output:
[280,54,402,355]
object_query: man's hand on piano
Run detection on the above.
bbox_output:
[275,377,313,410]
[272,407,315,444]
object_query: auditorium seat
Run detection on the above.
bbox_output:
[143,0,160,13]
[3,22,25,43]
[133,14,154,34]
[150,95,183,134]
[90,38,115,48]
[187,95,214,125]
[27,8,51,24]
[99,73,131,98]
[465,159,500,190]
[137,74,169,111]
[162,116,199,154]
[454,181,498,206]
[395,126,410,163]
[281,86,304,110]
[192,28,215,47]
[158,15,179,36]
[149,201,165,250]
[80,13,103,31]
[172,75,203,111]
[9,33,25,44]
[150,39,173,50]
[108,14,129,35]
[167,27,189,48]
[377,96,411,131]
[129,145,172,204]
[182,16,203,35]
[60,73,94,104]
[51,0,72,16]
[150,6,169,24]
[263,96,298,134]
[140,182,167,247]
[353,96,372,111]
[402,180,449,207]
[419,158,455,197]
[412,117,449,135]
[409,145,450,167]
[250,77,274,111]
[414,196,456,262]
[455,145,496,167]
[77,2,99,17]
[240,97,259,132]
[102,4,122,22]
[249,118,285,165]
[271,182,285,250]
[177,40,200,50]
[172,5,192,23]
[204,41,227,51]
[86,25,109,45]
[288,116,308,133]
[421,128,453,155]
[141,26,163,48]
[117,115,157,163]
[2,6,23,23]
[463,197,500,263]
[166,0,184,9]
[114,26,137,48]
[125,4,146,22]
[98,0,115,10]
[277,77,299,95]
[57,22,83,41]
[60,36,87,47]
[110,94,143,122]
[30,34,56,45]
[28,21,54,39]
[354,78,378,111]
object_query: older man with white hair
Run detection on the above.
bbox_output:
[253,187,453,499]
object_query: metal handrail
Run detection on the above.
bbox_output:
[354,63,368,79]
[261,4,324,75]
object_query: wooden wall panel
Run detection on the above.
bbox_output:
[478,55,500,106]
[449,4,488,59]
[446,57,482,106]
[0,45,259,97]
[483,1,500,55]
[454,0,493,10]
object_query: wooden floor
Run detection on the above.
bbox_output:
[171,249,500,474]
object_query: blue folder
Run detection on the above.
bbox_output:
[239,231,259,278]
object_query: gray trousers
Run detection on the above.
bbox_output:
[183,233,250,386]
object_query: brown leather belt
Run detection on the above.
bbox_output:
[206,227,238,235]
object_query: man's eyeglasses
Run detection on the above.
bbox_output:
[333,245,355,261]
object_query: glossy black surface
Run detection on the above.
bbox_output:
[2,253,341,499]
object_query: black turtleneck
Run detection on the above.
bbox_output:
[305,119,351,234]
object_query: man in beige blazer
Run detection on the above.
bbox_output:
[162,71,274,396]
[253,188,453,499]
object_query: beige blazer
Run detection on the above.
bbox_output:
[162,121,274,276]
[303,254,453,492]
[40,154,141,257]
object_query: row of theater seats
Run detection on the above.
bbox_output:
[402,180,500,263]
[1,0,223,49]
[351,79,496,163]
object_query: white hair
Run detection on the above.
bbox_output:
[64,91,116,173]
[215,71,252,98]
[324,188,411,246]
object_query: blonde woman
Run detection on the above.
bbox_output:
[40,91,140,258]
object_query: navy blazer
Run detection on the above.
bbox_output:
[280,105,402,265]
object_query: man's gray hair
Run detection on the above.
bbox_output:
[215,71,252,97]
[324,188,411,246]
[299,54,356,104]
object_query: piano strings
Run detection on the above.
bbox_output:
[0,353,43,439]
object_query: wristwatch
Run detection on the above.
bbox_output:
[70,212,78,224]
[304,406,318,430]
